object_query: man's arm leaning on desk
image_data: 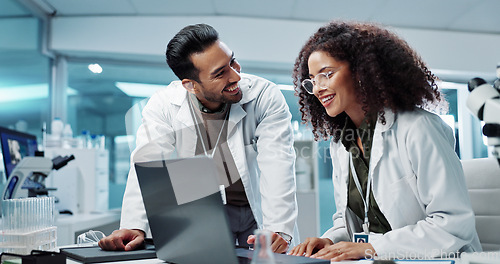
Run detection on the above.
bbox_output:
[98,92,177,251]
[245,80,298,253]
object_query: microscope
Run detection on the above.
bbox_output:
[2,155,75,200]
[466,65,500,165]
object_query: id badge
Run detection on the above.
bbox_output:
[353,233,369,243]
[353,232,382,243]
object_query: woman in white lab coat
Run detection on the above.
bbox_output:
[289,21,481,261]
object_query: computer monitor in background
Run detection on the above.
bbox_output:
[0,127,38,180]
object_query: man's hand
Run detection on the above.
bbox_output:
[288,237,333,257]
[98,229,145,251]
[310,241,375,261]
[247,231,290,253]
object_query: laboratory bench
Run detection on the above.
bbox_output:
[60,246,499,264]
[64,257,466,264]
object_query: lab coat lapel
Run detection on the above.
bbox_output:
[174,93,198,157]
[228,103,246,137]
[175,94,197,131]
[336,144,353,238]
[369,109,396,179]
[228,74,252,135]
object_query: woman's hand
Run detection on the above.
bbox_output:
[288,237,333,257]
[310,241,375,261]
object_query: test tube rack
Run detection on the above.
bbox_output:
[0,226,57,255]
[0,197,57,254]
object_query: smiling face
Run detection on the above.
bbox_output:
[307,51,365,127]
[188,40,242,111]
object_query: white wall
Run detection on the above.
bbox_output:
[48,16,500,78]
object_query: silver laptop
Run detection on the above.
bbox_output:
[135,156,329,264]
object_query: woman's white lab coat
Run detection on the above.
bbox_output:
[120,73,299,245]
[321,108,481,258]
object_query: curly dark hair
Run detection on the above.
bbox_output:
[293,20,447,142]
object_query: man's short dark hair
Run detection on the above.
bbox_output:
[166,23,219,82]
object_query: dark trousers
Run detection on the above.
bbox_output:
[224,204,257,247]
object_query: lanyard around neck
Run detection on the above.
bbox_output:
[349,153,371,234]
[188,95,229,158]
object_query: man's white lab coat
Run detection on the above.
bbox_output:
[120,73,299,245]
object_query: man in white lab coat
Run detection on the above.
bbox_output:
[98,23,299,253]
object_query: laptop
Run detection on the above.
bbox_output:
[135,156,329,264]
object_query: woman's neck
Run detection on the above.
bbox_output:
[346,105,366,128]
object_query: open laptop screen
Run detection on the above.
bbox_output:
[135,156,239,264]
[135,156,330,264]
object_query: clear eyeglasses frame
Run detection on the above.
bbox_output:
[301,70,336,94]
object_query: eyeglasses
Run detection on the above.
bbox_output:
[301,70,337,94]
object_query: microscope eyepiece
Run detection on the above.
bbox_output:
[468,77,487,92]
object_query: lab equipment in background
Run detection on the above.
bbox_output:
[83,133,106,150]
[2,155,75,200]
[46,118,64,148]
[61,124,77,149]
[44,120,107,150]
[51,118,64,140]
[46,119,81,149]
[295,157,312,191]
[90,134,97,149]
[0,127,38,180]
[45,147,109,213]
[94,134,106,149]
[0,197,57,255]
[79,130,91,149]
[467,75,500,165]
[62,124,73,139]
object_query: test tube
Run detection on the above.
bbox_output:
[29,198,34,232]
[1,199,7,230]
[3,199,8,230]
[23,199,28,232]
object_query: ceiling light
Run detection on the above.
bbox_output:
[0,84,78,102]
[88,63,103,74]
[115,82,165,97]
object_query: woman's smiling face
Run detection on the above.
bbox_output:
[307,50,365,127]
